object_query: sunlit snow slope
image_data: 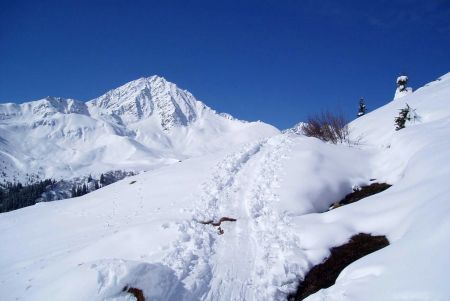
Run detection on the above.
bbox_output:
[1,73,450,301]
[0,76,277,183]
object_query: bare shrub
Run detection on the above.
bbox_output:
[301,111,350,144]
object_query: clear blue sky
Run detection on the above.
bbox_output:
[1,0,449,129]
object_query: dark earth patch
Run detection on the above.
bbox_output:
[330,182,391,209]
[123,286,145,301]
[288,233,389,300]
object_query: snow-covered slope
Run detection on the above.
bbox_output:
[294,73,450,301]
[0,76,278,184]
[1,72,450,300]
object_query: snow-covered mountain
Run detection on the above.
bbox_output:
[88,76,201,128]
[1,72,450,301]
[0,76,278,184]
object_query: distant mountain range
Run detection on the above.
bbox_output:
[0,76,278,184]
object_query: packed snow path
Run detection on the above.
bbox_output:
[163,134,305,300]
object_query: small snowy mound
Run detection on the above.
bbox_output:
[33,259,186,301]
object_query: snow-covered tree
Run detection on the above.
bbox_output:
[397,75,408,91]
[394,74,413,100]
[395,103,419,130]
[357,98,366,117]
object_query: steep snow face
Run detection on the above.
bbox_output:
[88,76,204,129]
[0,77,278,183]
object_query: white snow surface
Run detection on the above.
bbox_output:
[394,86,413,100]
[1,73,450,300]
[0,76,277,183]
[396,75,408,84]
[394,75,413,100]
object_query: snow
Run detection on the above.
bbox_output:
[1,72,450,300]
[394,75,413,100]
[396,75,408,84]
[394,86,413,100]
[0,76,277,184]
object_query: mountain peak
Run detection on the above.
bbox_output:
[132,74,168,83]
[114,75,168,92]
[88,76,206,129]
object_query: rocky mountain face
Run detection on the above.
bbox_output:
[87,76,205,129]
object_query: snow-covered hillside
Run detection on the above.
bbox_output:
[1,72,450,301]
[0,76,277,184]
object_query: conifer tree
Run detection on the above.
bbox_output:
[76,186,82,197]
[397,75,408,92]
[0,178,53,212]
[71,185,77,198]
[395,103,411,130]
[357,98,366,117]
[82,184,87,195]
[100,174,105,186]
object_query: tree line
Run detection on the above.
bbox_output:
[0,179,55,213]
[70,173,116,198]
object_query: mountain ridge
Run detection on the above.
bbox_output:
[0,76,278,184]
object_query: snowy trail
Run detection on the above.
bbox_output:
[205,143,265,301]
[243,135,305,300]
[240,135,306,300]
[162,139,266,299]
[164,134,303,300]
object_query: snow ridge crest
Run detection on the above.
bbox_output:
[0,76,213,131]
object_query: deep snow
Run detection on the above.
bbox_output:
[1,73,450,300]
